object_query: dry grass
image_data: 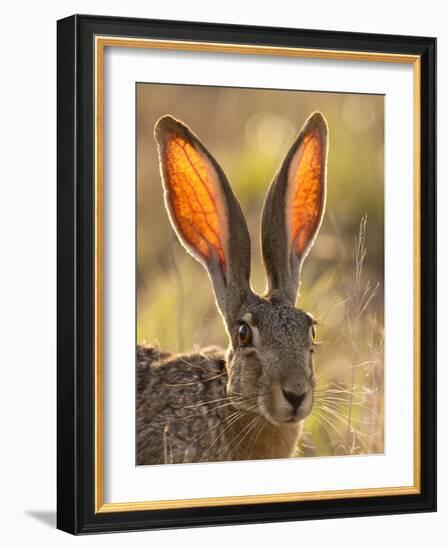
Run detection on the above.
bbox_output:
[299,215,384,457]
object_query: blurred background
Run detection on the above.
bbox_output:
[136,83,384,457]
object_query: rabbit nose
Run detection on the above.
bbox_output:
[282,389,307,411]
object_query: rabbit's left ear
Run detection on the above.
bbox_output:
[261,112,328,305]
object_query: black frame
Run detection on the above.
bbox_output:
[57,14,436,534]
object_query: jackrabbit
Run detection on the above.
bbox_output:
[137,111,328,465]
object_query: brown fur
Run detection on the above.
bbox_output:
[137,345,301,465]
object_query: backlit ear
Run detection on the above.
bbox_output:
[261,112,328,304]
[154,115,252,321]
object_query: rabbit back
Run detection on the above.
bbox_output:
[137,344,235,465]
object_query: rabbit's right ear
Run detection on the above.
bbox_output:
[154,116,252,322]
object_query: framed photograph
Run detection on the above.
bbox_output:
[57,14,436,534]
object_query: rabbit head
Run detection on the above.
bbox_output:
[154,112,328,426]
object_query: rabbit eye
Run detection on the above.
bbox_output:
[309,323,318,352]
[238,323,253,347]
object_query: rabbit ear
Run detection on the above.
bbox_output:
[261,112,328,305]
[154,115,252,321]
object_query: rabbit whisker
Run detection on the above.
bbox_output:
[164,372,227,387]
[179,409,246,464]
[150,399,243,428]
[226,413,261,459]
[312,406,348,442]
[318,403,377,428]
[184,396,236,409]
[246,415,266,453]
[197,410,249,461]
[314,395,381,417]
[313,404,371,451]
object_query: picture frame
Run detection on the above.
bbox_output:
[57,14,436,534]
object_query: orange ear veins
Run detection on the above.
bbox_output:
[287,129,325,257]
[164,135,226,270]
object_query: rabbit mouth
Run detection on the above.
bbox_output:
[257,399,301,426]
[258,394,312,426]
